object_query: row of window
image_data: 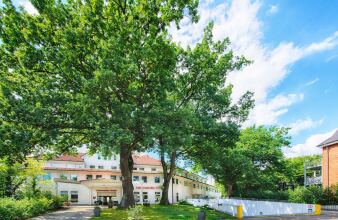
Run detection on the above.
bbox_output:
[133,167,157,172]
[132,176,161,183]
[88,165,118,170]
[134,191,161,203]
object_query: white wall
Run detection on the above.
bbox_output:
[187,199,317,217]
[83,154,119,169]
[56,182,92,205]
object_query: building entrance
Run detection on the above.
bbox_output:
[96,190,117,205]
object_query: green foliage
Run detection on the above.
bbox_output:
[127,205,143,220]
[178,200,191,206]
[288,185,338,205]
[0,193,63,220]
[283,155,321,187]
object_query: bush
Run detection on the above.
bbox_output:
[0,193,63,220]
[288,185,322,204]
[178,200,191,205]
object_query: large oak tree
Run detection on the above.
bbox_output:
[0,0,198,208]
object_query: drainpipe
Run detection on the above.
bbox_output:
[327,146,329,187]
[172,177,174,204]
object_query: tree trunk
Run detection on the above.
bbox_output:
[159,141,177,205]
[226,183,233,198]
[119,146,135,208]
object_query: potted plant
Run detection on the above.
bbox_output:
[62,194,70,206]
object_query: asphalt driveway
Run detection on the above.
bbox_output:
[246,210,338,220]
[31,206,94,220]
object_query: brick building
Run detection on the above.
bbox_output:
[317,130,338,187]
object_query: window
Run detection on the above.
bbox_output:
[176,193,179,202]
[96,175,102,179]
[155,192,161,203]
[119,176,123,181]
[111,166,117,170]
[172,178,175,184]
[133,176,139,182]
[86,175,93,180]
[110,175,116,180]
[139,167,145,171]
[141,176,147,183]
[70,191,78,203]
[60,191,68,196]
[154,176,160,183]
[98,155,101,160]
[70,174,78,181]
[60,174,67,180]
[134,192,140,203]
[43,173,51,180]
[142,192,148,203]
[133,167,137,171]
[90,165,95,169]
[193,184,196,188]
[113,154,117,160]
[98,165,104,169]
[151,168,156,172]
[176,179,179,184]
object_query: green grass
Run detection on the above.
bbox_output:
[91,204,235,220]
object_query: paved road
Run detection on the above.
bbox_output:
[246,211,338,220]
[31,206,94,220]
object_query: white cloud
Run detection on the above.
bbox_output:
[267,4,279,15]
[169,0,338,126]
[288,118,324,135]
[19,0,39,15]
[244,93,304,126]
[284,129,337,158]
[304,78,319,86]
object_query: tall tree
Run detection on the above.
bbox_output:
[152,23,254,204]
[0,0,198,208]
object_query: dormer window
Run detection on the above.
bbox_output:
[151,168,156,172]
[98,166,104,169]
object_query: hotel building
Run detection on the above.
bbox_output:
[317,130,338,187]
[40,153,221,205]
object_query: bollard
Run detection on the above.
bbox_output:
[315,204,321,215]
[197,211,206,220]
[237,205,243,219]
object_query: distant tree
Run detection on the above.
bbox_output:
[283,155,321,188]
[191,126,290,197]
[0,157,44,198]
[0,0,198,208]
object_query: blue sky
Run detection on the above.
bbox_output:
[169,0,338,157]
[11,0,338,157]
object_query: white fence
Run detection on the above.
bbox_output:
[187,198,318,217]
[322,205,338,211]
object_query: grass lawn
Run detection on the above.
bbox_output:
[91,204,235,220]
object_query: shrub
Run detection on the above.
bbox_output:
[0,193,63,220]
[127,205,143,220]
[288,185,322,204]
[178,200,191,205]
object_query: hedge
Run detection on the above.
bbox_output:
[0,194,64,220]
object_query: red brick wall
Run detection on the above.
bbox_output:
[322,143,338,187]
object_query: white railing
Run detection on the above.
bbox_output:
[187,198,318,217]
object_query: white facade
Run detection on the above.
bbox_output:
[41,153,221,205]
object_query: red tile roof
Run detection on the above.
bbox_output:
[133,154,161,166]
[51,153,85,162]
[48,153,161,166]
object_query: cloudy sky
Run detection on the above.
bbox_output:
[12,0,338,158]
[168,0,338,157]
